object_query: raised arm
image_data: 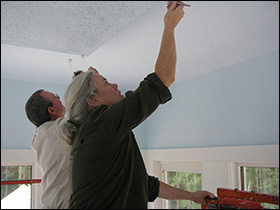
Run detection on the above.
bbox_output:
[155,1,184,88]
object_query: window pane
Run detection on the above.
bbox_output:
[241,166,279,209]
[167,171,202,209]
[1,166,32,209]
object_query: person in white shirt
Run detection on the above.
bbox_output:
[25,90,70,209]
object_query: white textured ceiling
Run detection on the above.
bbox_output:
[1,1,159,56]
[1,1,279,91]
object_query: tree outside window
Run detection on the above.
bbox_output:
[240,166,279,209]
[168,171,202,209]
[1,165,32,209]
[161,162,203,209]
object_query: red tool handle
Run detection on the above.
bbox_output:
[1,179,42,185]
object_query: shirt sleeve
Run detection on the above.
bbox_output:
[144,73,172,104]
[95,73,172,139]
[148,175,160,202]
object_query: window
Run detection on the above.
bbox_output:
[230,162,279,209]
[1,165,33,209]
[240,166,279,209]
[161,162,202,209]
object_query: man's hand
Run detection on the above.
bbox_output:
[72,66,99,80]
[72,70,83,80]
[190,190,215,207]
[164,1,184,30]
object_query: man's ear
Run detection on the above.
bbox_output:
[86,97,101,108]
[47,106,56,116]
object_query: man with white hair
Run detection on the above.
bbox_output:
[61,2,214,209]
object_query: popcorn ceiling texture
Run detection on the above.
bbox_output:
[1,1,160,56]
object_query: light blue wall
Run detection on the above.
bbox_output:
[145,51,279,149]
[0,79,146,149]
[1,80,69,149]
[1,51,279,150]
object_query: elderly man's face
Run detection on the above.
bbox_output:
[90,72,124,107]
[39,91,66,119]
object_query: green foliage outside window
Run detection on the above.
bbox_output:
[1,166,32,200]
[166,167,279,209]
[241,166,279,209]
[167,171,202,209]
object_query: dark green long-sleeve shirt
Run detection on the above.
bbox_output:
[69,73,172,209]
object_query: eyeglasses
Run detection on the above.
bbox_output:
[48,93,60,107]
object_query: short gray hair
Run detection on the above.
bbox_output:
[61,71,98,145]
[25,89,51,127]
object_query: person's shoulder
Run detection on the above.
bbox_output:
[38,117,65,132]
[56,117,67,125]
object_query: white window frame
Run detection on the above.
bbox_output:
[229,161,279,190]
[160,161,202,209]
[1,163,35,208]
[1,149,42,209]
